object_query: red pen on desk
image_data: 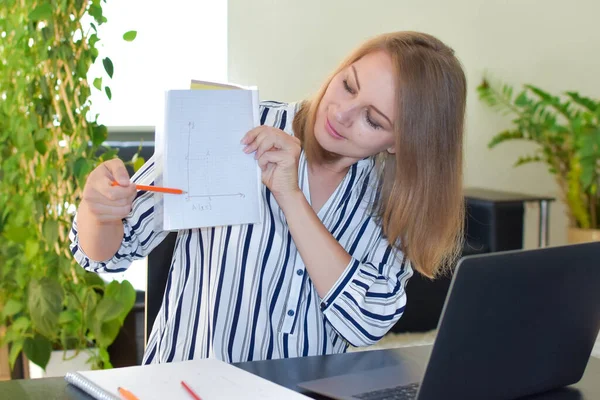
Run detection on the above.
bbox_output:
[181,380,202,400]
[111,181,186,195]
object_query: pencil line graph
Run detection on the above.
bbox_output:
[181,119,246,206]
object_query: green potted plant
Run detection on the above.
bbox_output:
[477,76,600,243]
[0,0,140,374]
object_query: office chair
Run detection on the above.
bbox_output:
[144,231,178,344]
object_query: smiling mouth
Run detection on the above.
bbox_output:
[326,118,344,140]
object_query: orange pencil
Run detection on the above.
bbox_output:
[111,181,186,195]
[181,380,202,400]
[117,386,140,400]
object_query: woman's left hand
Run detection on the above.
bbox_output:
[241,126,302,201]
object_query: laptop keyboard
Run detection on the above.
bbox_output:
[352,382,420,400]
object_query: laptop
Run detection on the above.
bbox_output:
[298,241,600,400]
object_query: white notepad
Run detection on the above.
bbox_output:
[153,83,262,231]
[65,357,310,400]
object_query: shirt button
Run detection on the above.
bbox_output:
[287,309,295,317]
[296,269,304,276]
[320,303,327,311]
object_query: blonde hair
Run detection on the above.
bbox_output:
[293,31,466,278]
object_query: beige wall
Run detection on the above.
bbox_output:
[228,0,600,248]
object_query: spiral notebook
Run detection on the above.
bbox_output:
[152,79,262,231]
[64,357,309,400]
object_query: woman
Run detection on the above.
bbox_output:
[70,31,466,364]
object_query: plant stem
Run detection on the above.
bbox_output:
[591,192,598,229]
[489,83,521,116]
[42,65,64,125]
[69,289,88,347]
[555,175,576,227]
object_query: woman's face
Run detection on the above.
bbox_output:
[314,50,398,164]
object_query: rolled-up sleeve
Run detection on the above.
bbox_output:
[69,155,169,273]
[320,238,413,347]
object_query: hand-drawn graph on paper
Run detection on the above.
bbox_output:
[162,89,261,230]
[180,120,247,209]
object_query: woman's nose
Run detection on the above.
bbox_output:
[334,101,358,127]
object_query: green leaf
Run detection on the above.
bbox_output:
[514,91,528,107]
[94,319,121,348]
[3,326,17,347]
[95,297,124,323]
[123,31,137,42]
[23,334,52,370]
[97,347,112,369]
[83,271,106,288]
[88,4,106,25]
[134,156,145,172]
[99,148,119,162]
[89,33,100,49]
[25,240,39,261]
[93,77,102,91]
[3,226,29,243]
[580,162,596,189]
[565,91,598,113]
[502,84,513,101]
[99,347,110,361]
[9,339,24,369]
[526,85,556,104]
[28,278,64,338]
[76,56,88,78]
[11,316,31,332]
[84,289,99,328]
[105,86,112,100]
[102,57,114,78]
[104,280,136,324]
[488,130,525,148]
[91,47,99,62]
[514,155,542,167]
[74,157,93,183]
[34,140,48,155]
[28,4,53,21]
[42,219,59,246]
[58,310,78,324]
[65,292,80,311]
[2,299,24,317]
[92,125,108,147]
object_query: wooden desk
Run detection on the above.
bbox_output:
[0,346,598,399]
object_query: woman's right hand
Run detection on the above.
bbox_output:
[80,158,137,224]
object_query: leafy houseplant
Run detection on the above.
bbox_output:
[477,77,600,240]
[0,0,140,371]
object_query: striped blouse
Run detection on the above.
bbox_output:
[69,101,413,364]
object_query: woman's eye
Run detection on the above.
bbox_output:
[343,79,355,95]
[366,112,382,130]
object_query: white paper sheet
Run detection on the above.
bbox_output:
[158,89,261,230]
[65,357,310,400]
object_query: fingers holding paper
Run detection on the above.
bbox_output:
[242,127,301,200]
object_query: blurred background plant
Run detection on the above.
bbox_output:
[0,0,140,371]
[478,76,600,236]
